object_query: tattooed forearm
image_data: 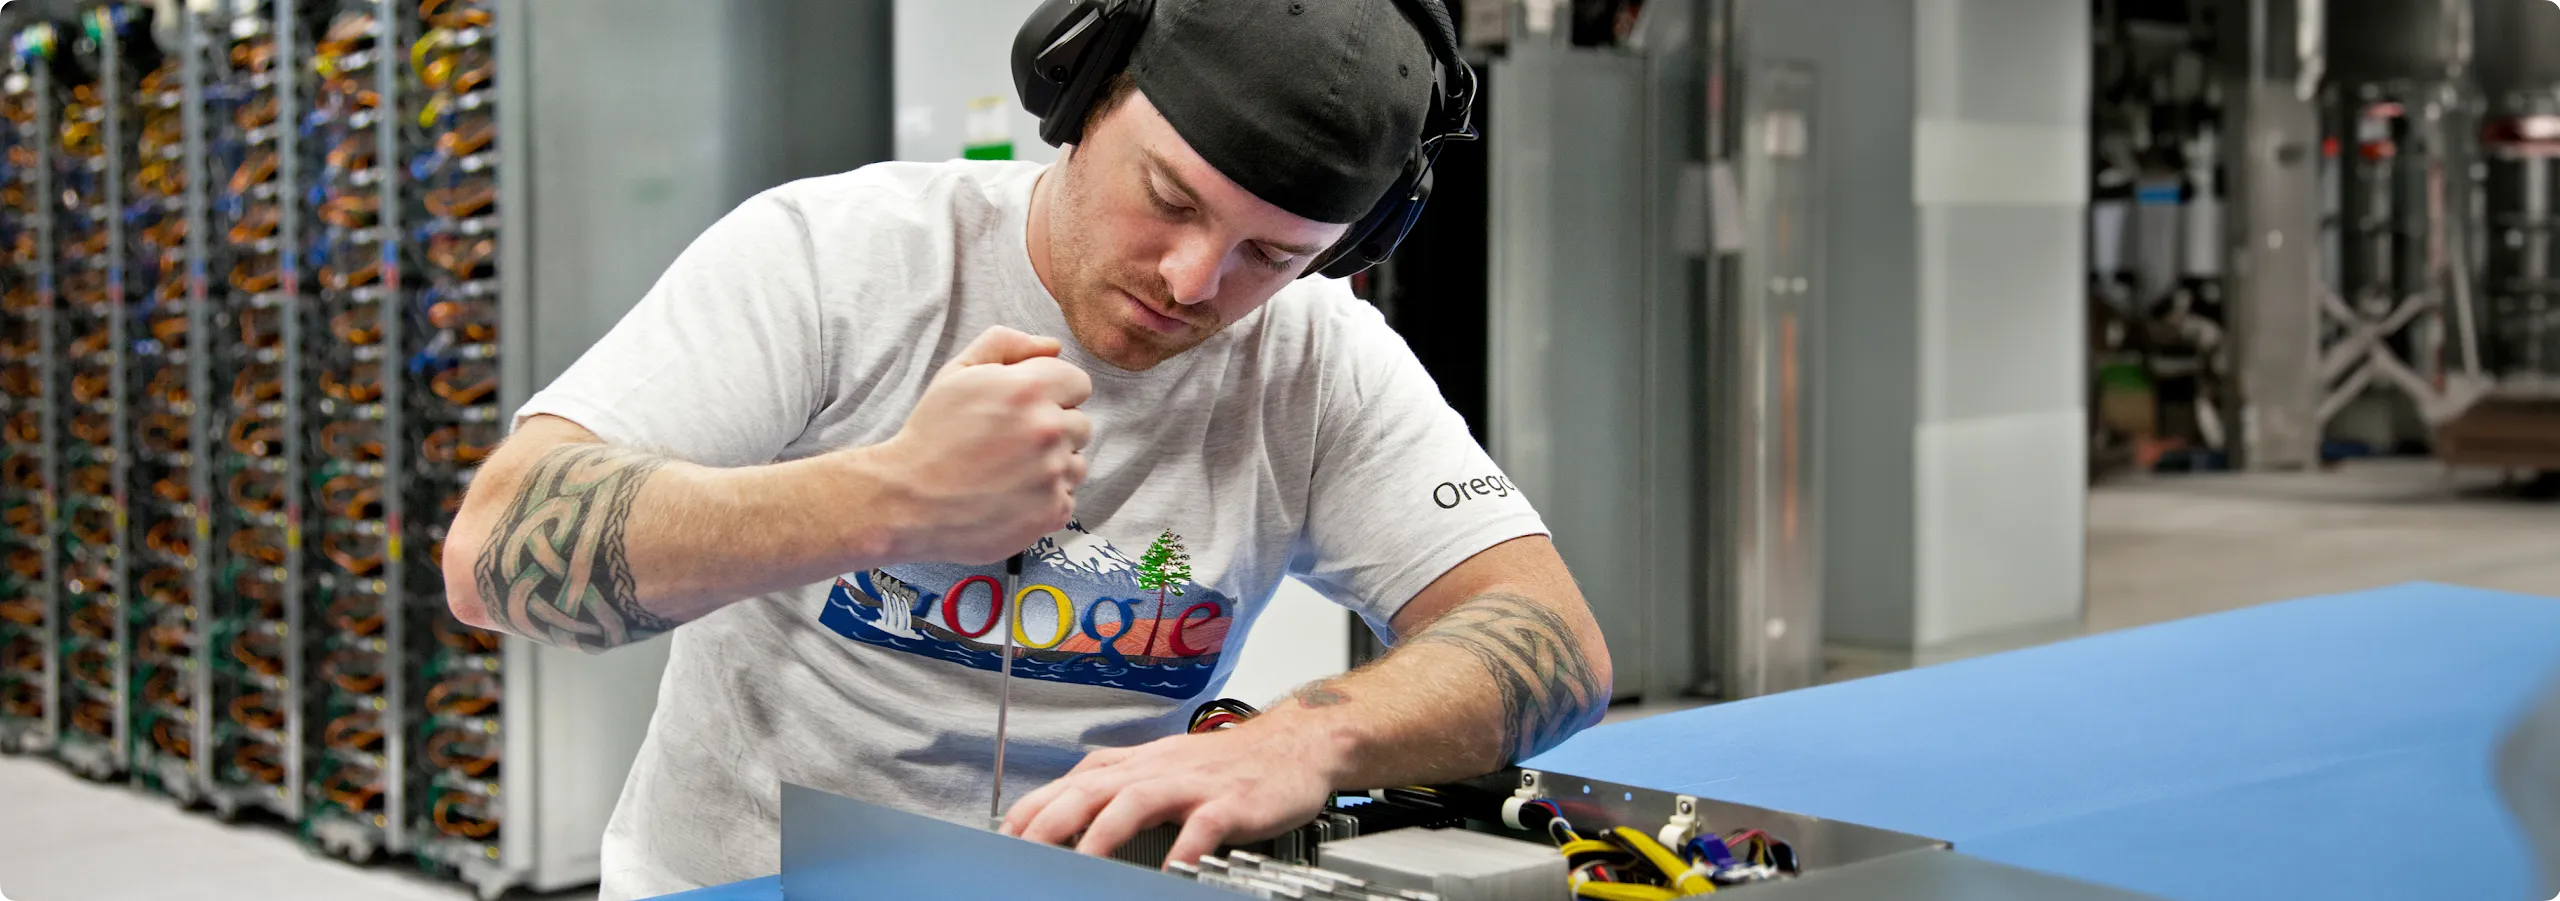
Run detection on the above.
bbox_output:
[470,443,678,652]
[1292,679,1351,709]
[1403,591,1606,762]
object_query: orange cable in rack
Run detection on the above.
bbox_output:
[433,792,499,839]
[228,692,283,731]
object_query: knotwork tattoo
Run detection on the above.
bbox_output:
[472,444,676,652]
[1405,592,1605,762]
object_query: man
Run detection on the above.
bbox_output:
[440,1,1612,897]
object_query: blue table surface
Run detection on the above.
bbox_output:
[660,582,2560,901]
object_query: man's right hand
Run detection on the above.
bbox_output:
[864,326,1095,565]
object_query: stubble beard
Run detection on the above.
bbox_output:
[1046,156,1214,372]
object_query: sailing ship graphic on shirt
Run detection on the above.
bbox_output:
[820,522,1233,699]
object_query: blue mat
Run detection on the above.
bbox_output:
[661,582,2560,901]
[661,875,777,901]
[1527,581,2560,901]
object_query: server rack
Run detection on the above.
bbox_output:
[301,0,403,861]
[0,2,889,896]
[404,0,508,881]
[201,0,309,823]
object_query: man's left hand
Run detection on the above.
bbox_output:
[999,721,1345,867]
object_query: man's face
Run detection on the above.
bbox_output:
[1042,90,1351,371]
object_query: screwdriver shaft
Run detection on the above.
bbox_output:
[991,552,1024,828]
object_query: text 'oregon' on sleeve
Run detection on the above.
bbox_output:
[1286,299,1548,640]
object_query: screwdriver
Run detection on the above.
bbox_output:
[990,550,1024,830]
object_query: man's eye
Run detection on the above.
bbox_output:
[1249,244,1290,271]
[1146,185,1187,216]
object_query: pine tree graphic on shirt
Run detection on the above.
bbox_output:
[1134,529,1195,655]
[1135,529,1192,606]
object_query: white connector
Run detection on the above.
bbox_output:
[1500,770,1545,830]
[1657,795,1703,848]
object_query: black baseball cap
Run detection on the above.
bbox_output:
[1125,0,1439,225]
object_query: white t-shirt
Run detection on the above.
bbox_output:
[517,160,1546,899]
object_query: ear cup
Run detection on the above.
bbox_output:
[1306,0,1468,280]
[1012,0,1090,123]
[1011,0,1152,148]
[1313,161,1433,280]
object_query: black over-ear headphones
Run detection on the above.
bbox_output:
[1010,0,1479,280]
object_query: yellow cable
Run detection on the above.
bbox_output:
[1611,827,1716,895]
[1560,839,1620,860]
[1574,884,1680,901]
[411,29,452,72]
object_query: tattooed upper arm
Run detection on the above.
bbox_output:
[470,443,678,652]
[1402,591,1607,762]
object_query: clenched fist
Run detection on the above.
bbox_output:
[869,326,1094,565]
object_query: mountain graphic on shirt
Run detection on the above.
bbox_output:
[1026,525,1145,584]
[818,521,1233,700]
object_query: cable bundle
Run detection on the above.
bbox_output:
[419,655,503,842]
[1510,801,1799,899]
[1188,698,1261,733]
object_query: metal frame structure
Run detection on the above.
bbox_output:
[2224,0,2328,470]
[495,0,532,889]
[36,58,60,756]
[180,0,218,800]
[2312,75,2489,432]
[374,0,409,856]
[273,0,310,823]
[106,5,131,780]
[1715,53,1823,700]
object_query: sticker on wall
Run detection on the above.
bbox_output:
[964,95,1013,161]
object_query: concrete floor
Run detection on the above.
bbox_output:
[2,460,2552,900]
[2086,460,2560,631]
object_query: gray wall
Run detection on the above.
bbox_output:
[522,0,893,390]
[1488,42,1655,700]
[894,0,1058,163]
[507,0,894,885]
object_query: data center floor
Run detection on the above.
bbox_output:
[1,459,2552,901]
[0,752,561,901]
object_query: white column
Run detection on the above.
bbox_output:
[1908,0,2091,646]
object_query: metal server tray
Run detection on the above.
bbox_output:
[777,772,2166,900]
